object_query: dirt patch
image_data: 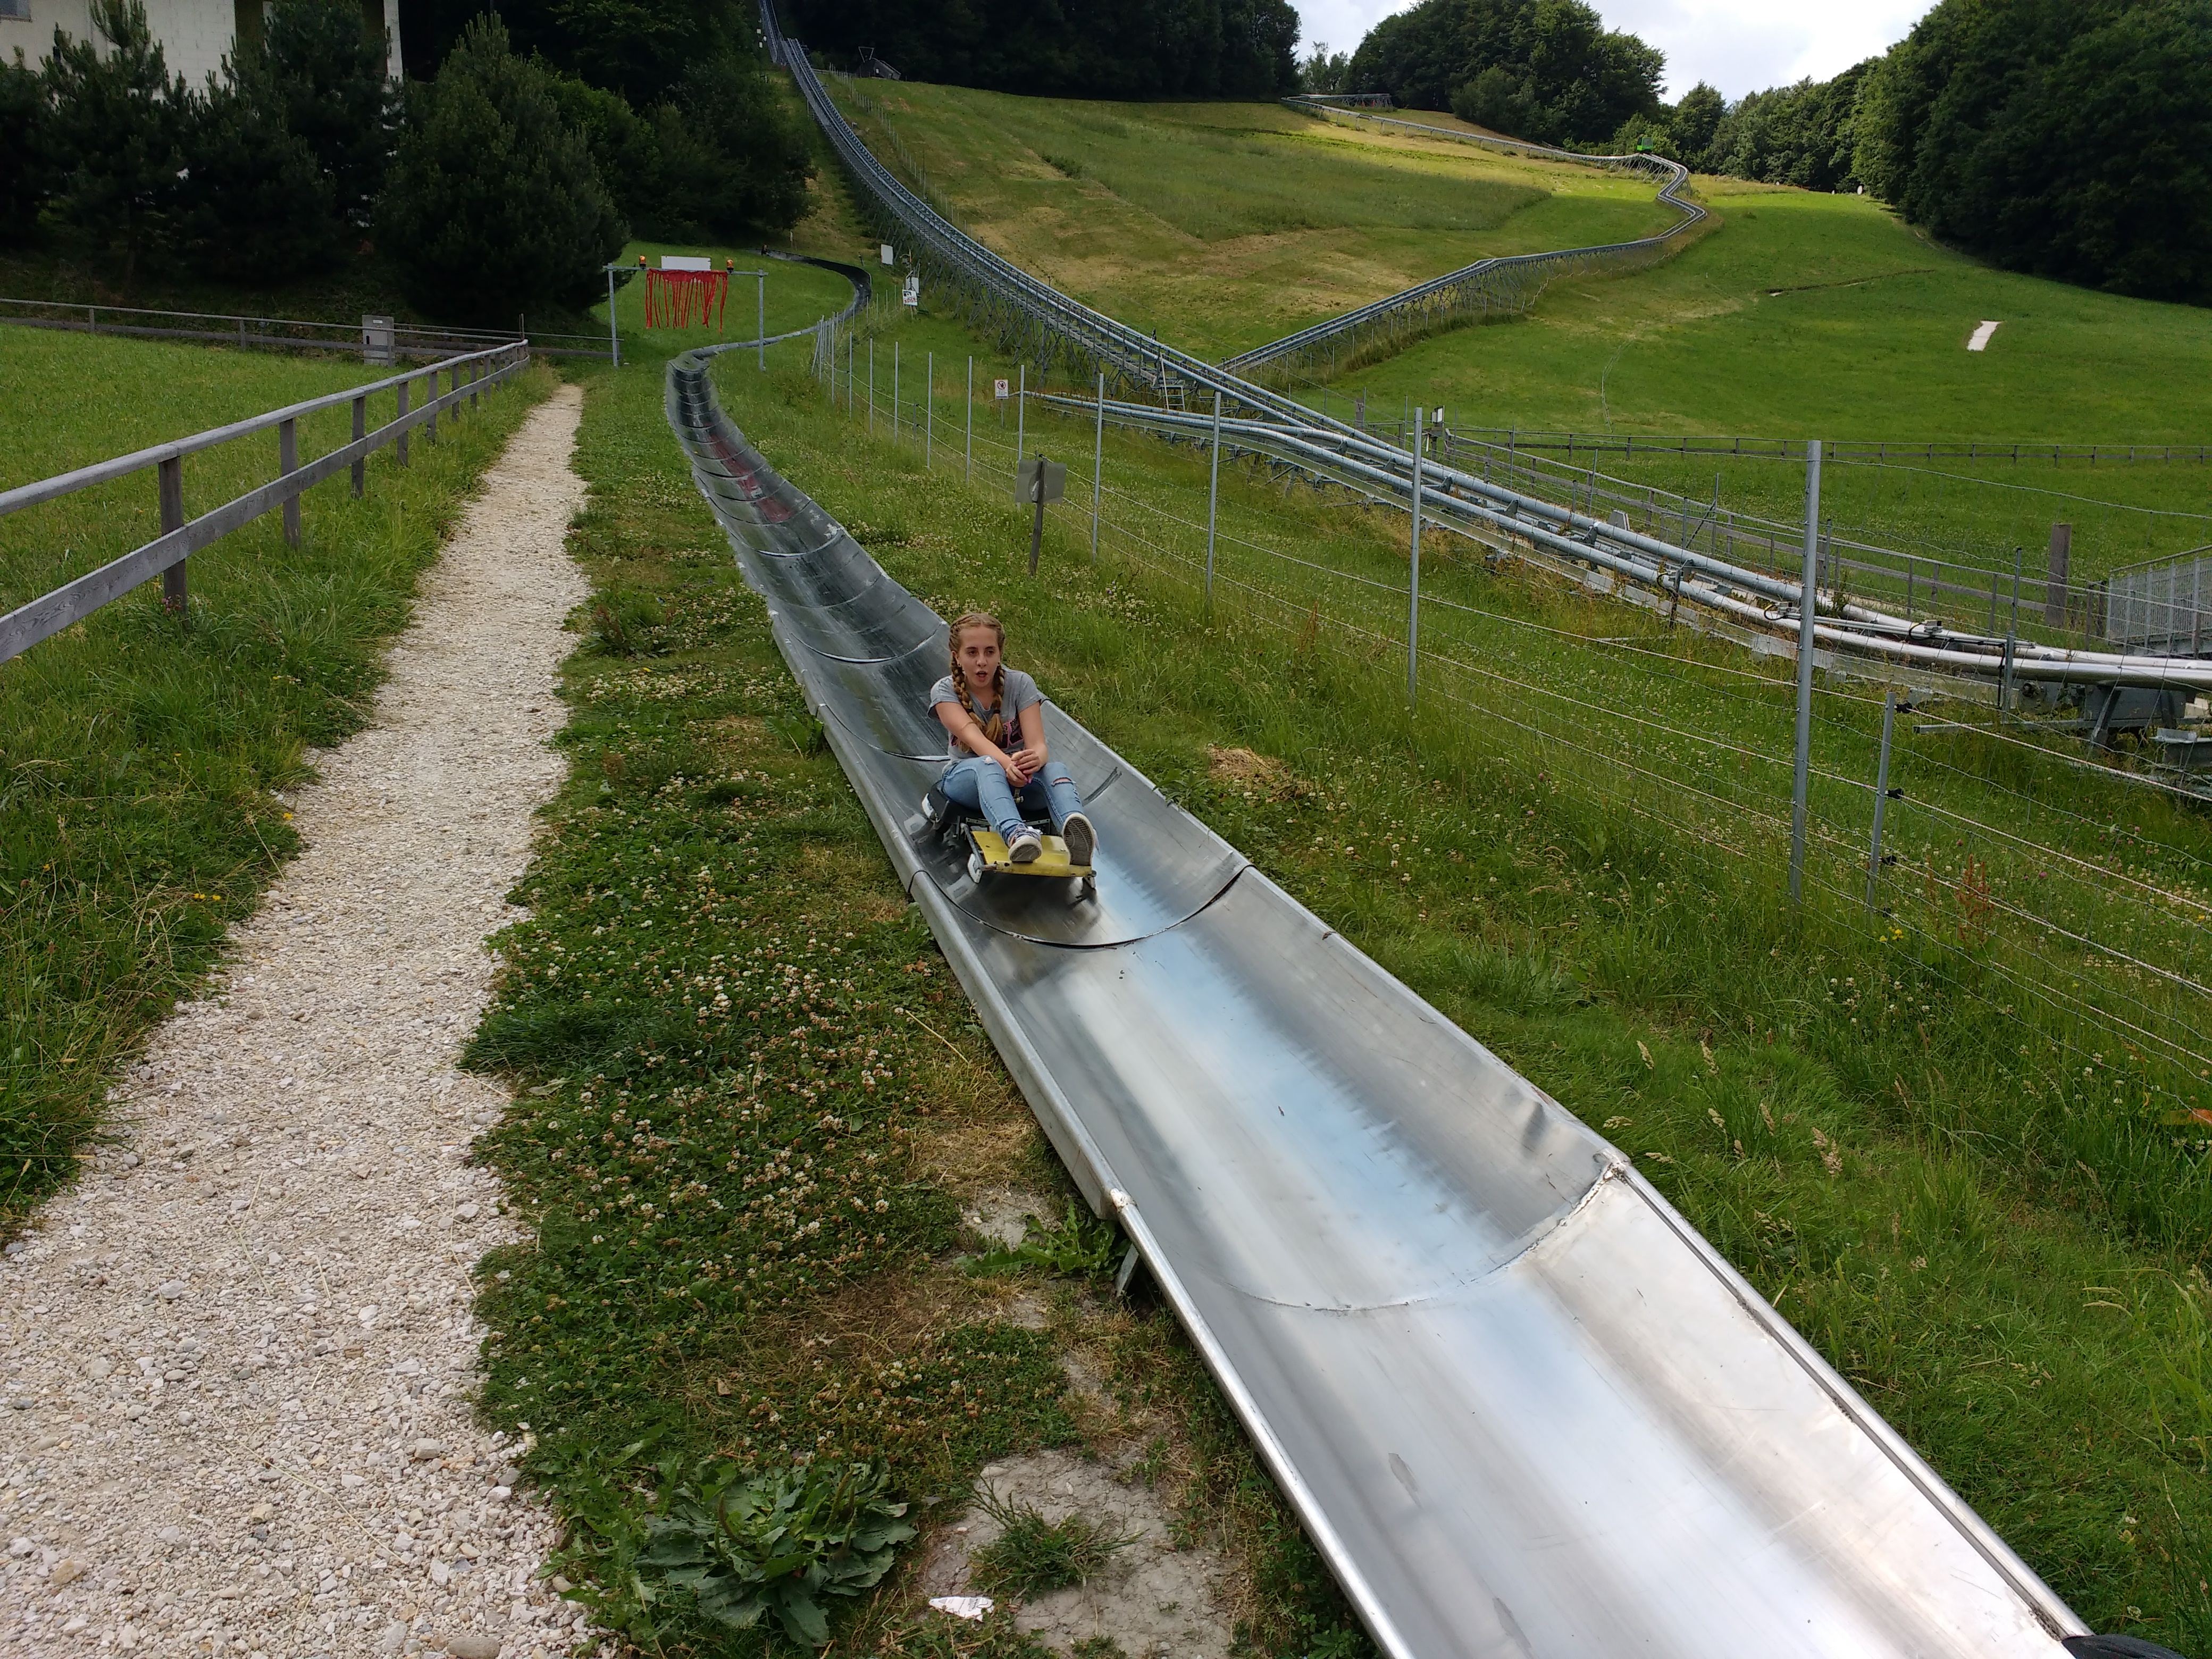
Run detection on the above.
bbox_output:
[961,1188,1058,1251]
[1206,745,1304,799]
[916,1449,1234,1659]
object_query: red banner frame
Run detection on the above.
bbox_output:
[644,269,730,332]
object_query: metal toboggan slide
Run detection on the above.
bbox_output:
[667,351,2127,1659]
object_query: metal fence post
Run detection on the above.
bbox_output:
[1092,371,1104,566]
[868,340,875,435]
[1866,687,1898,911]
[1016,364,1025,470]
[397,378,409,466]
[757,272,766,373]
[893,340,900,440]
[1409,417,1422,705]
[847,333,854,416]
[1790,439,1823,911]
[607,265,621,367]
[1205,389,1222,616]
[350,395,366,498]
[926,351,934,468]
[280,417,300,549]
[2046,523,2072,629]
[965,356,973,481]
[158,455,186,613]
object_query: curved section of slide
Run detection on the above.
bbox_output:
[667,347,2092,1659]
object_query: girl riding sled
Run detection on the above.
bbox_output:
[930,611,1096,866]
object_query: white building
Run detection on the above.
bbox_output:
[0,0,403,87]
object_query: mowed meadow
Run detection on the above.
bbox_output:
[823,80,1680,358]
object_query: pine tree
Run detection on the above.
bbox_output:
[0,49,48,244]
[43,0,190,288]
[377,17,625,323]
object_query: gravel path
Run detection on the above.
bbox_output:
[0,385,593,1659]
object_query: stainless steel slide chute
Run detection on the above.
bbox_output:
[667,352,2099,1659]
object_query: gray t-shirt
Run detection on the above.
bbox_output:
[929,668,1041,762]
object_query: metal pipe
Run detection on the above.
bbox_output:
[966,356,973,481]
[1093,371,1104,566]
[1790,440,1822,911]
[926,351,933,468]
[1016,363,1026,474]
[1409,415,1422,703]
[1867,688,1897,911]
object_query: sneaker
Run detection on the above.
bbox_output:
[1060,812,1096,867]
[1007,826,1044,863]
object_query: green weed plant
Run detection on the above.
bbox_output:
[968,1491,1141,1599]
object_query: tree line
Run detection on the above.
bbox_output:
[0,0,815,322]
[782,0,1301,101]
[1310,0,2211,306]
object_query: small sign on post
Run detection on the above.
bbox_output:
[902,273,920,308]
[880,243,895,266]
[1015,455,1065,578]
[1012,456,1066,505]
[993,378,1009,400]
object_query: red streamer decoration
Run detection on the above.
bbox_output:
[644,269,730,332]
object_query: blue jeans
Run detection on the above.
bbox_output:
[942,755,1083,842]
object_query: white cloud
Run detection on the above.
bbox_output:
[1294,0,1931,101]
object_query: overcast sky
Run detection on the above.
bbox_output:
[1297,0,1932,100]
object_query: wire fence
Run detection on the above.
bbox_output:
[780,342,2212,1166]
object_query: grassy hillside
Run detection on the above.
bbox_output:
[817,82,2212,596]
[823,80,1679,358]
[1330,169,2212,443]
[439,119,2212,1655]
[683,317,2212,1652]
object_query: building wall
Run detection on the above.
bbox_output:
[0,0,400,83]
[0,0,96,72]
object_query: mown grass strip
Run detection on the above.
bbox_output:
[0,334,551,1227]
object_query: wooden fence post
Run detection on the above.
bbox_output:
[425,371,438,443]
[397,379,410,466]
[158,455,186,613]
[351,395,366,498]
[280,417,300,548]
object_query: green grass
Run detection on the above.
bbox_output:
[821,85,2212,585]
[1328,177,2212,445]
[823,82,1678,359]
[968,1493,1141,1598]
[0,328,551,1227]
[665,318,2212,1651]
[0,329,400,612]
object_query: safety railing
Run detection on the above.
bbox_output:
[1218,104,1706,382]
[0,340,531,664]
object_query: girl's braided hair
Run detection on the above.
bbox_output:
[949,611,1007,747]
